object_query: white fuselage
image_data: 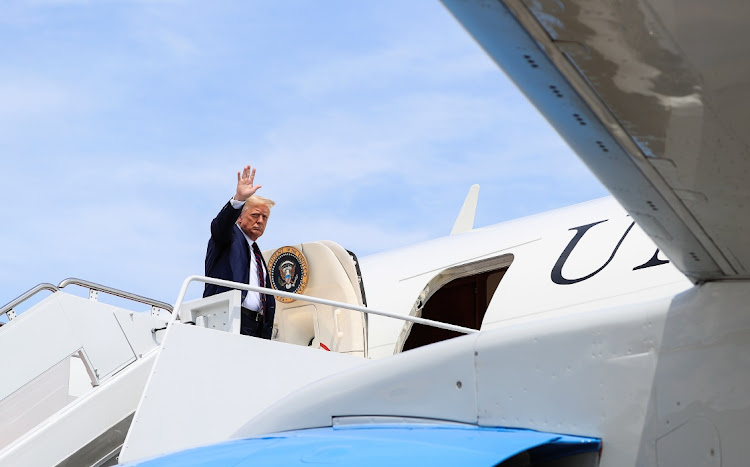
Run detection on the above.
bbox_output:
[360,196,691,358]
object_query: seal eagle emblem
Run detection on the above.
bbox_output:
[268,246,309,303]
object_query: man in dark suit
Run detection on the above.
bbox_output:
[204,165,276,339]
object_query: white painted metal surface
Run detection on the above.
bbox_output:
[0,357,81,451]
[0,199,701,466]
[178,289,243,334]
[0,198,731,466]
[5,1,750,465]
[450,184,480,235]
[62,297,138,381]
[0,295,82,401]
[440,0,750,282]
[119,323,370,463]
[0,290,167,466]
[233,332,481,439]
[218,281,750,466]
[3,2,750,465]
[361,197,691,358]
[1,350,159,466]
[269,241,366,355]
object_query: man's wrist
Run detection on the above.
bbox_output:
[230,198,246,209]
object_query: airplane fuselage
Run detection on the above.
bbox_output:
[361,196,691,358]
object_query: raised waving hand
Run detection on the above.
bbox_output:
[234,165,262,202]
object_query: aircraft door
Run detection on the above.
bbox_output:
[397,254,513,353]
[265,241,367,358]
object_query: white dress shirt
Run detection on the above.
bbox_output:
[230,198,264,313]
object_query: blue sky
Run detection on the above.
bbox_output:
[0,1,607,312]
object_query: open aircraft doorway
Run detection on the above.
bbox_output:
[396,254,513,353]
[270,241,368,357]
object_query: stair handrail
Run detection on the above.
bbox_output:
[1,283,60,320]
[170,275,479,335]
[58,277,173,313]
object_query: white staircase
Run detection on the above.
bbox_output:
[0,280,171,466]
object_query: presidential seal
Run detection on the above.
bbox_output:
[268,246,309,303]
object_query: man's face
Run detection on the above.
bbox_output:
[237,203,270,241]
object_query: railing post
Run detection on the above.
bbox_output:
[77,349,101,387]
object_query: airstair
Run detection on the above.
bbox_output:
[0,279,171,467]
[0,241,477,465]
[0,240,371,466]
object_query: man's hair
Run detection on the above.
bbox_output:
[243,195,276,212]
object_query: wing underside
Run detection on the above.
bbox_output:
[441,0,750,282]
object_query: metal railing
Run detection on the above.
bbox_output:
[1,278,173,323]
[1,283,60,321]
[58,277,173,313]
[169,275,480,354]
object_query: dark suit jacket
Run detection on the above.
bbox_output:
[204,201,276,339]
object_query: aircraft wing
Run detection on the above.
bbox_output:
[441,0,750,283]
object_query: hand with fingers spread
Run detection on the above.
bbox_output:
[234,165,262,202]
